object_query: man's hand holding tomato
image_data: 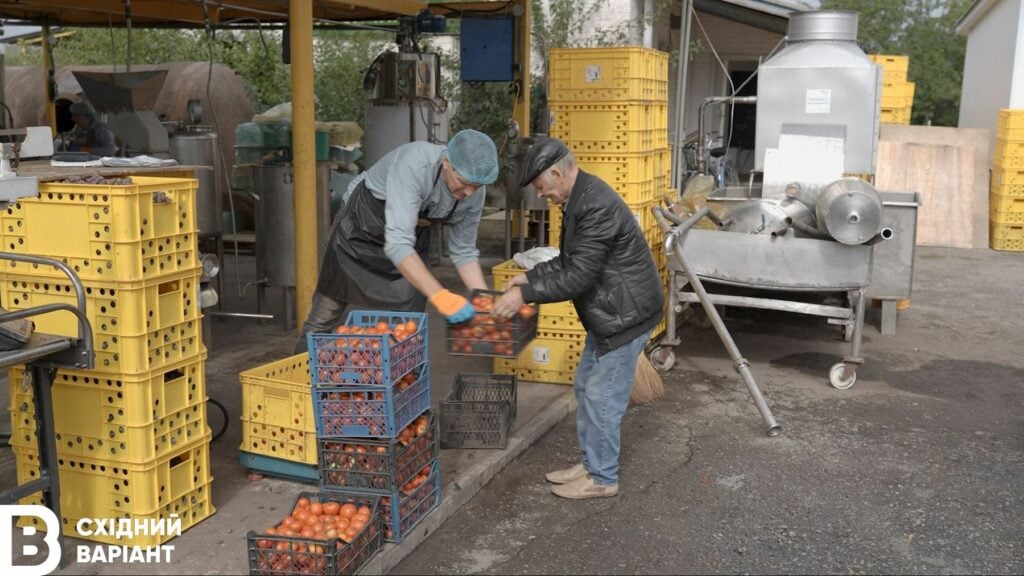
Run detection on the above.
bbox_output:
[493,273,529,320]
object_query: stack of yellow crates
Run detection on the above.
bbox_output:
[870,54,914,125]
[493,46,672,385]
[2,176,214,546]
[990,109,1024,251]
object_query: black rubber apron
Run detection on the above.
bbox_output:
[316,165,458,311]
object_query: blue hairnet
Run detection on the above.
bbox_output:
[447,129,499,185]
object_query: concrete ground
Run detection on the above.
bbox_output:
[3,243,1022,574]
[392,246,1024,575]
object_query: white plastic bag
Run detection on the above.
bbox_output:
[513,247,560,271]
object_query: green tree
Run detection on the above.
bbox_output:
[821,0,973,126]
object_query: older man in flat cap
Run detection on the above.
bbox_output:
[493,137,663,499]
[295,129,500,353]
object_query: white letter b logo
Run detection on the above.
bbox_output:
[0,505,61,576]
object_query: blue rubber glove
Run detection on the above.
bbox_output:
[429,289,477,324]
[447,301,476,324]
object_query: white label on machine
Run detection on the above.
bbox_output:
[805,89,832,114]
[532,346,551,365]
[585,65,602,83]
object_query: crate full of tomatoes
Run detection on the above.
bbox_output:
[308,310,427,388]
[446,290,538,357]
[246,492,383,576]
[382,461,441,542]
[312,368,431,438]
[318,412,438,493]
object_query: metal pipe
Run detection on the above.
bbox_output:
[671,0,693,191]
[697,95,757,173]
[290,0,317,334]
[208,311,275,320]
[654,206,781,436]
[642,0,655,47]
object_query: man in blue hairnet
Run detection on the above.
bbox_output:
[294,129,499,352]
[67,102,117,157]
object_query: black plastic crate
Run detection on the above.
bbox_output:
[246,492,383,576]
[318,412,439,494]
[440,373,517,449]
[446,290,538,357]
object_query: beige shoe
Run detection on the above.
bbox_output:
[545,463,588,484]
[550,474,619,499]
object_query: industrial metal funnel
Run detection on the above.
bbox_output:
[71,70,168,113]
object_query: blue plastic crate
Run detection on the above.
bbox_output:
[382,460,441,543]
[318,412,438,494]
[239,451,318,484]
[312,368,431,438]
[308,310,428,388]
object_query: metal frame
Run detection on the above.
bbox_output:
[0,253,93,569]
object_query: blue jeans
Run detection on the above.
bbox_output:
[573,330,650,486]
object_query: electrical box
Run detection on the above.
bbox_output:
[460,17,515,82]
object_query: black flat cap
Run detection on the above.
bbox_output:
[520,137,570,188]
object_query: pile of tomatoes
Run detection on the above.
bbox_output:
[250,495,381,575]
[313,321,425,386]
[314,370,422,437]
[447,293,538,357]
[320,415,436,492]
[380,465,438,541]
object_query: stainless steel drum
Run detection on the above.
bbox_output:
[169,128,222,239]
[816,177,883,245]
[253,164,332,288]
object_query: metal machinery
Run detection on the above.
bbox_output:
[361,11,449,263]
[655,11,920,399]
[168,99,225,346]
[251,163,332,330]
[70,70,171,156]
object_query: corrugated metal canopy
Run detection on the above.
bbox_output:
[0,0,427,27]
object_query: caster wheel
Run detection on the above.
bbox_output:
[650,347,675,371]
[829,363,856,390]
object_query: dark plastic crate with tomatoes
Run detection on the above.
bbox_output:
[308,310,427,388]
[246,492,383,576]
[381,460,441,542]
[440,374,517,450]
[446,290,538,357]
[318,412,438,494]
[312,368,431,438]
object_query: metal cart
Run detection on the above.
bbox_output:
[651,199,875,391]
[0,253,93,569]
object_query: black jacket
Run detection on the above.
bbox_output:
[520,170,663,355]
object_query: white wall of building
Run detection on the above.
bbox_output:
[958,0,1023,147]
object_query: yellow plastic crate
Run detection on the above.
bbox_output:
[994,138,1024,170]
[494,329,586,385]
[239,353,318,465]
[576,151,657,185]
[548,205,562,246]
[882,81,916,97]
[8,353,207,463]
[549,47,668,103]
[880,93,914,108]
[990,223,1024,251]
[654,147,672,181]
[0,176,199,282]
[14,432,213,543]
[549,102,668,153]
[993,167,1024,188]
[880,107,912,125]
[0,267,203,374]
[869,54,909,81]
[996,123,1024,141]
[998,109,1024,131]
[990,192,1024,224]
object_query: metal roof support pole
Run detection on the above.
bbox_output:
[513,0,531,137]
[290,0,316,332]
[671,0,693,192]
[42,25,56,133]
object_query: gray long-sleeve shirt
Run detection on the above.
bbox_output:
[345,141,485,268]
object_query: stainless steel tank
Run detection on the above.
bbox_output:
[253,164,332,288]
[815,177,883,245]
[169,127,222,239]
[754,10,881,175]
